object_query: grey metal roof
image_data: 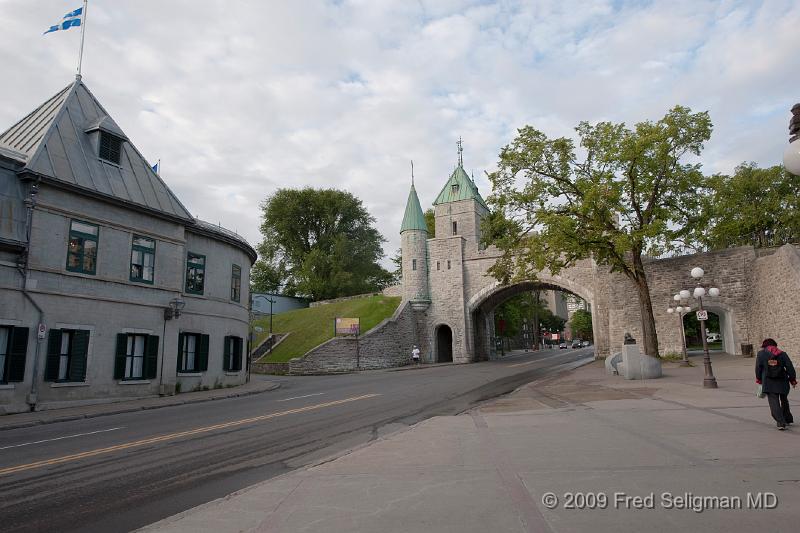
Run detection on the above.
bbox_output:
[0,79,193,221]
[190,218,257,262]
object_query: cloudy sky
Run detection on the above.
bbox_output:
[1,0,798,265]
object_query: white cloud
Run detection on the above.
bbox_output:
[1,0,798,267]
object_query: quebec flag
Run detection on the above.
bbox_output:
[43,6,83,35]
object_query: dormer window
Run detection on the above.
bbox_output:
[451,183,460,195]
[99,131,123,164]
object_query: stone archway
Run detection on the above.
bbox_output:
[435,325,453,363]
[466,279,599,362]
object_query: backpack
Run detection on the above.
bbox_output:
[765,353,786,379]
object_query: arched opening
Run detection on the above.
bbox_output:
[436,325,453,363]
[468,280,595,361]
[682,307,736,354]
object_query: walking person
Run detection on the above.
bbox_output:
[755,338,797,430]
[411,345,421,365]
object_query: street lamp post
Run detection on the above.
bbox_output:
[688,267,720,389]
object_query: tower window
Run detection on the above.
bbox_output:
[99,131,123,164]
[412,259,417,271]
[447,260,451,270]
[452,221,458,235]
[436,261,440,270]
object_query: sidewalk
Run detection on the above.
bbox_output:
[0,378,281,431]
[141,353,800,533]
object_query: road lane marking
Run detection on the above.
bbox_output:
[0,427,124,451]
[0,393,379,477]
[276,393,325,402]
[506,350,585,368]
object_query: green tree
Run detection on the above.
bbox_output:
[570,309,593,341]
[701,163,800,249]
[424,208,436,237]
[255,188,392,300]
[485,106,712,356]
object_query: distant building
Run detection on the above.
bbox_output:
[0,78,256,414]
[251,293,308,316]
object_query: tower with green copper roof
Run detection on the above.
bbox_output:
[400,173,430,304]
[432,138,489,243]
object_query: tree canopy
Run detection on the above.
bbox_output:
[570,309,593,341]
[485,106,713,356]
[700,163,800,249]
[253,188,391,300]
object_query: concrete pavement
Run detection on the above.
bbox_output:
[0,377,281,431]
[141,352,800,533]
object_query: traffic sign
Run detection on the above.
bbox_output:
[37,323,47,340]
[696,310,708,321]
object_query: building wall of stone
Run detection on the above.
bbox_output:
[748,244,800,365]
[0,184,253,413]
[287,301,419,374]
[434,199,487,245]
[426,236,470,362]
[401,229,429,302]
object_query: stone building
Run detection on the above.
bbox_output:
[0,78,255,414]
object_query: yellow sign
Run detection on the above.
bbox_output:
[335,317,360,336]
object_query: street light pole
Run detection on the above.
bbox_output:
[690,267,719,389]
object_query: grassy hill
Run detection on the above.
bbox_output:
[254,295,401,363]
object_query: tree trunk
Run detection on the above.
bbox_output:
[631,253,659,357]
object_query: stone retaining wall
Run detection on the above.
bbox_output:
[748,244,800,365]
[309,292,382,308]
[287,301,416,374]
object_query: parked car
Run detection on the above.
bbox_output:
[559,342,567,349]
[571,340,581,348]
[581,340,591,347]
[707,333,720,342]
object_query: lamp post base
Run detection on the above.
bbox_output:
[679,359,691,367]
[703,377,718,388]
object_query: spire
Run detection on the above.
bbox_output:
[400,180,427,234]
[457,136,463,167]
[411,159,414,186]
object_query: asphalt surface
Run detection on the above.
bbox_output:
[0,347,593,533]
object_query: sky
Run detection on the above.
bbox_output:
[1,0,798,267]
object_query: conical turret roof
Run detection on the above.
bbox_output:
[400,183,427,233]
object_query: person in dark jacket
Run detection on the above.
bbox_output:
[755,338,797,430]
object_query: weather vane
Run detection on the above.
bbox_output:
[457,137,464,166]
[411,160,414,186]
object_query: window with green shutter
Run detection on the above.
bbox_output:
[223,336,243,372]
[130,236,156,283]
[185,253,206,294]
[44,328,89,382]
[178,333,208,372]
[114,333,160,380]
[66,220,99,275]
[0,326,29,384]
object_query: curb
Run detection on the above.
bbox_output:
[0,381,282,431]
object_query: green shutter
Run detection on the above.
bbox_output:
[68,330,90,382]
[177,333,184,372]
[235,337,243,371]
[145,335,159,379]
[223,336,231,371]
[44,329,62,382]
[198,334,209,371]
[7,327,29,382]
[114,334,128,380]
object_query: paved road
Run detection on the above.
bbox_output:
[0,347,592,533]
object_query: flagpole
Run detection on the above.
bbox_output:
[76,0,88,78]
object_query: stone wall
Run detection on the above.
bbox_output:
[382,285,402,297]
[748,244,800,365]
[287,301,418,374]
[309,292,381,308]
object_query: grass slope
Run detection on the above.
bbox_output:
[254,295,401,363]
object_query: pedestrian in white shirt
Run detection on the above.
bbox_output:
[412,345,421,365]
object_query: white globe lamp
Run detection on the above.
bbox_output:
[673,294,681,301]
[691,267,704,279]
[680,289,691,300]
[693,287,706,298]
[667,308,674,314]
[708,287,720,297]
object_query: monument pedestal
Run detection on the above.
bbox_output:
[621,343,662,380]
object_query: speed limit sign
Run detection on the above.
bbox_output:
[696,310,708,321]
